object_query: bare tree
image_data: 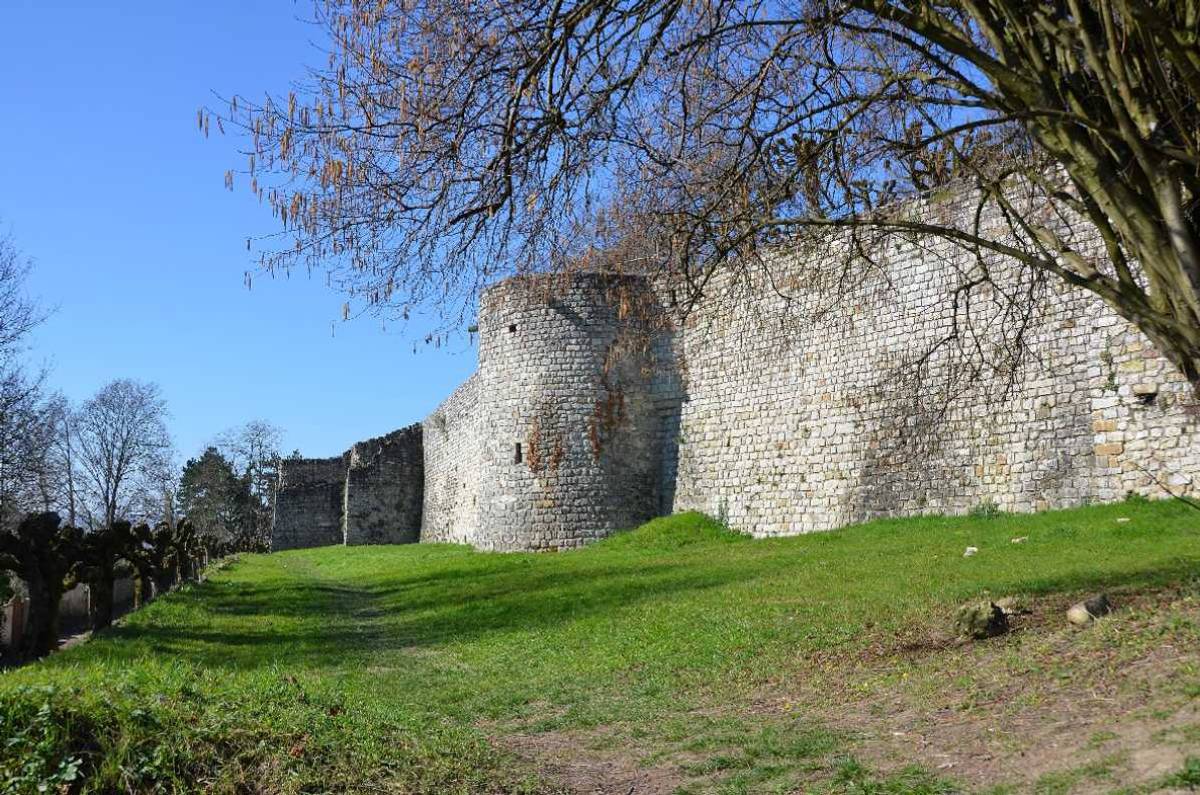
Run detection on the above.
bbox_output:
[0,231,46,360]
[0,371,51,526]
[215,420,282,502]
[211,0,1200,392]
[73,379,173,529]
[214,420,282,549]
[0,231,58,529]
[51,399,79,526]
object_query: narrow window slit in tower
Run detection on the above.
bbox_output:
[509,323,518,333]
[514,443,522,464]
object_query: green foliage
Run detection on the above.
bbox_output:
[0,687,88,793]
[1159,757,1200,790]
[1,500,1197,792]
[968,499,1004,519]
[829,757,957,794]
[178,447,254,550]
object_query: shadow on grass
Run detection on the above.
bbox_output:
[69,536,1200,674]
[86,556,752,670]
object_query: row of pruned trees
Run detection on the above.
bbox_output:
[0,431,281,662]
[0,231,284,661]
[0,514,218,660]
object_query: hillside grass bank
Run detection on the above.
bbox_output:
[1,499,1198,793]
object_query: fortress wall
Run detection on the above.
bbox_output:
[1088,314,1199,501]
[467,274,670,550]
[670,231,1200,536]
[271,456,346,550]
[273,203,1198,552]
[422,374,482,544]
[343,424,424,545]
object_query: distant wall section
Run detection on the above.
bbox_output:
[343,424,424,545]
[271,456,346,551]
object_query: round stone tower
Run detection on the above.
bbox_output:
[472,273,670,550]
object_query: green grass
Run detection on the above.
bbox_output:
[1,499,1198,793]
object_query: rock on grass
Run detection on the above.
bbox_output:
[955,601,1009,639]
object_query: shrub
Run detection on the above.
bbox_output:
[968,499,1003,519]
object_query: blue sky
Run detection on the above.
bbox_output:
[1,1,477,461]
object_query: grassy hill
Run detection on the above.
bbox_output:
[2,499,1198,794]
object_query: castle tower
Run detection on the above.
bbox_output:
[466,273,673,550]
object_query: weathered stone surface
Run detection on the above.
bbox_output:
[994,596,1030,616]
[422,274,680,550]
[271,456,345,551]
[272,427,423,551]
[666,235,1200,537]
[274,206,1200,552]
[1068,593,1113,626]
[1067,604,1092,625]
[1084,594,1112,617]
[343,424,423,546]
[421,375,481,546]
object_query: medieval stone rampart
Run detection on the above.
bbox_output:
[272,456,346,551]
[422,375,481,545]
[343,424,424,545]
[669,235,1199,534]
[274,220,1199,552]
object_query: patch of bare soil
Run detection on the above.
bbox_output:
[497,587,1199,793]
[802,588,1200,791]
[498,728,689,795]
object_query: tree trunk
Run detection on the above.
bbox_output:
[21,571,61,659]
[132,567,153,608]
[154,569,174,597]
[90,570,114,631]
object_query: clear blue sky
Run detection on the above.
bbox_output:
[1,1,477,461]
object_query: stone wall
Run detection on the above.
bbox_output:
[421,275,676,550]
[669,233,1199,535]
[275,213,1199,551]
[343,424,424,545]
[475,275,675,549]
[271,456,346,551]
[422,374,481,544]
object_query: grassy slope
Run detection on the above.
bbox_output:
[1,499,1198,793]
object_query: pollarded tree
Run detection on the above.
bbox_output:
[170,518,201,583]
[79,520,144,631]
[211,0,1200,394]
[0,513,85,659]
[130,521,179,599]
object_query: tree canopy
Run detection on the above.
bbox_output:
[212,0,1200,390]
[178,447,253,548]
